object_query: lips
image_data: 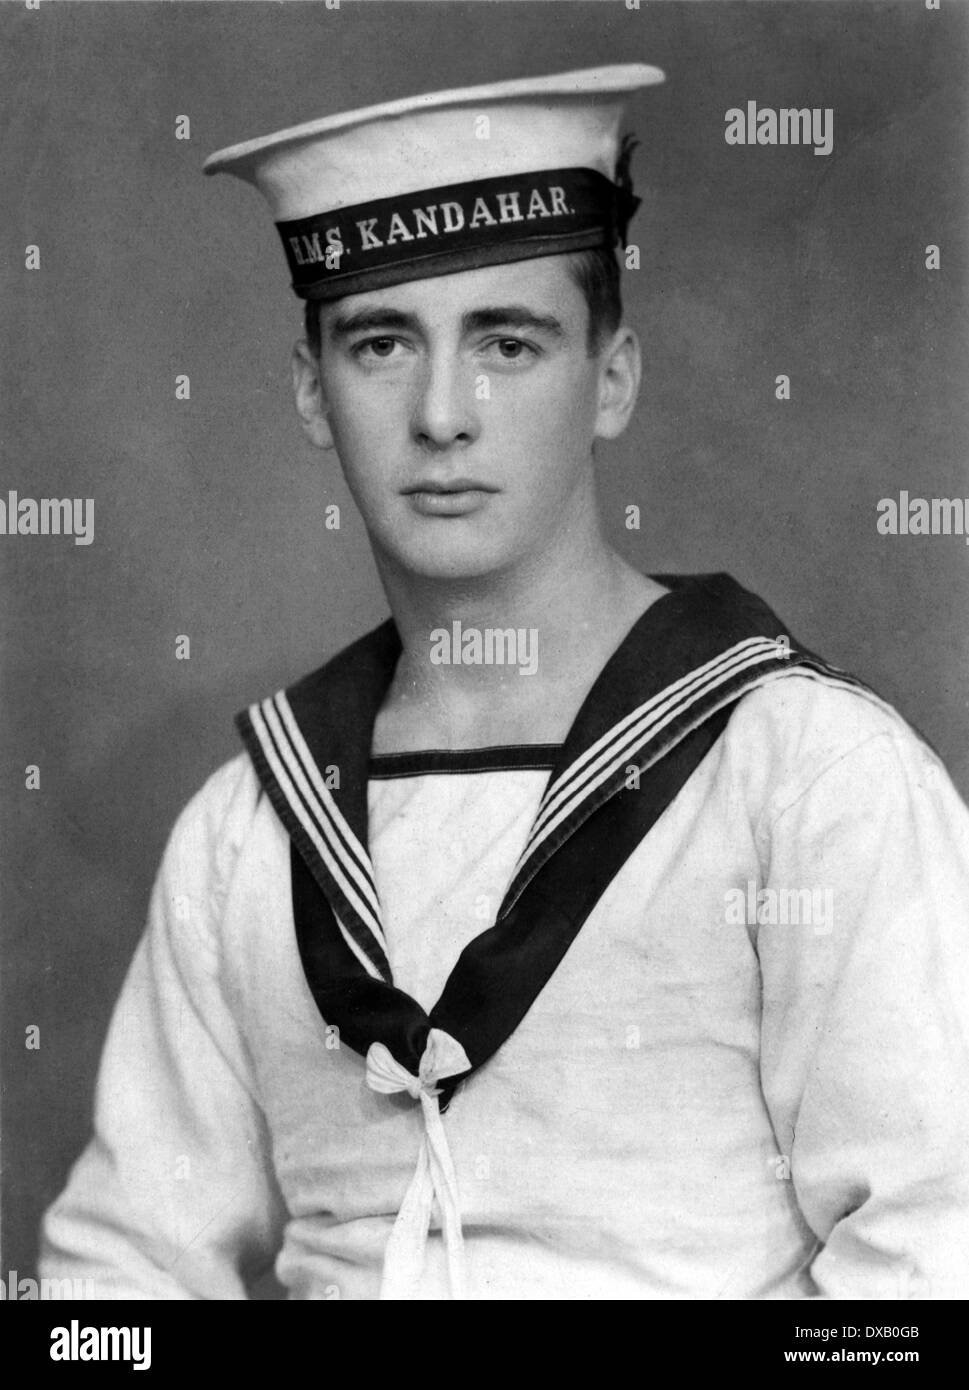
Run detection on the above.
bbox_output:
[402,479,498,517]
[401,478,498,496]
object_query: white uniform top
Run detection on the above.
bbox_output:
[40,677,969,1299]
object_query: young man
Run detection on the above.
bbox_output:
[41,66,969,1300]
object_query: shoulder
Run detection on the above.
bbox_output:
[141,753,271,967]
[722,672,950,833]
[159,752,264,889]
[728,671,918,767]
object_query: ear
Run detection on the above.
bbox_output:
[592,325,641,441]
[292,339,335,450]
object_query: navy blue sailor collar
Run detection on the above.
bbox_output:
[236,571,872,1091]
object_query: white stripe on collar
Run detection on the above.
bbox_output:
[522,638,787,861]
[249,692,388,960]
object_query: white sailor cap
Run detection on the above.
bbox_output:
[203,64,664,300]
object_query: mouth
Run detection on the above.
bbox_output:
[401,478,499,518]
[401,478,498,496]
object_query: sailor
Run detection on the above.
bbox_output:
[40,66,969,1300]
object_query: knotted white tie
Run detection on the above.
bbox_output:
[366,1028,471,1300]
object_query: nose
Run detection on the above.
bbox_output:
[411,350,480,451]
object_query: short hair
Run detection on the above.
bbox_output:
[302,246,623,358]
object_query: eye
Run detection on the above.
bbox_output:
[483,337,539,363]
[355,336,400,359]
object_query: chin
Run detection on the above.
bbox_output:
[378,529,521,583]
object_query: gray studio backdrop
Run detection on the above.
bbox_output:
[2,0,967,1287]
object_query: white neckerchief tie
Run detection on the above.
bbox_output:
[366,1028,471,1300]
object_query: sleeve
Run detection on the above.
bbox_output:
[38,758,288,1300]
[755,719,969,1300]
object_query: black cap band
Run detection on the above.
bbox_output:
[275,166,639,300]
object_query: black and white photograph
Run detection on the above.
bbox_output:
[3,0,968,1335]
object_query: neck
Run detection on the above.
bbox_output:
[371,496,667,747]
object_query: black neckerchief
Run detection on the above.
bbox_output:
[237,572,874,1106]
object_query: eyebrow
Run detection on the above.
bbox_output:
[462,307,564,338]
[328,308,415,340]
[327,304,565,342]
